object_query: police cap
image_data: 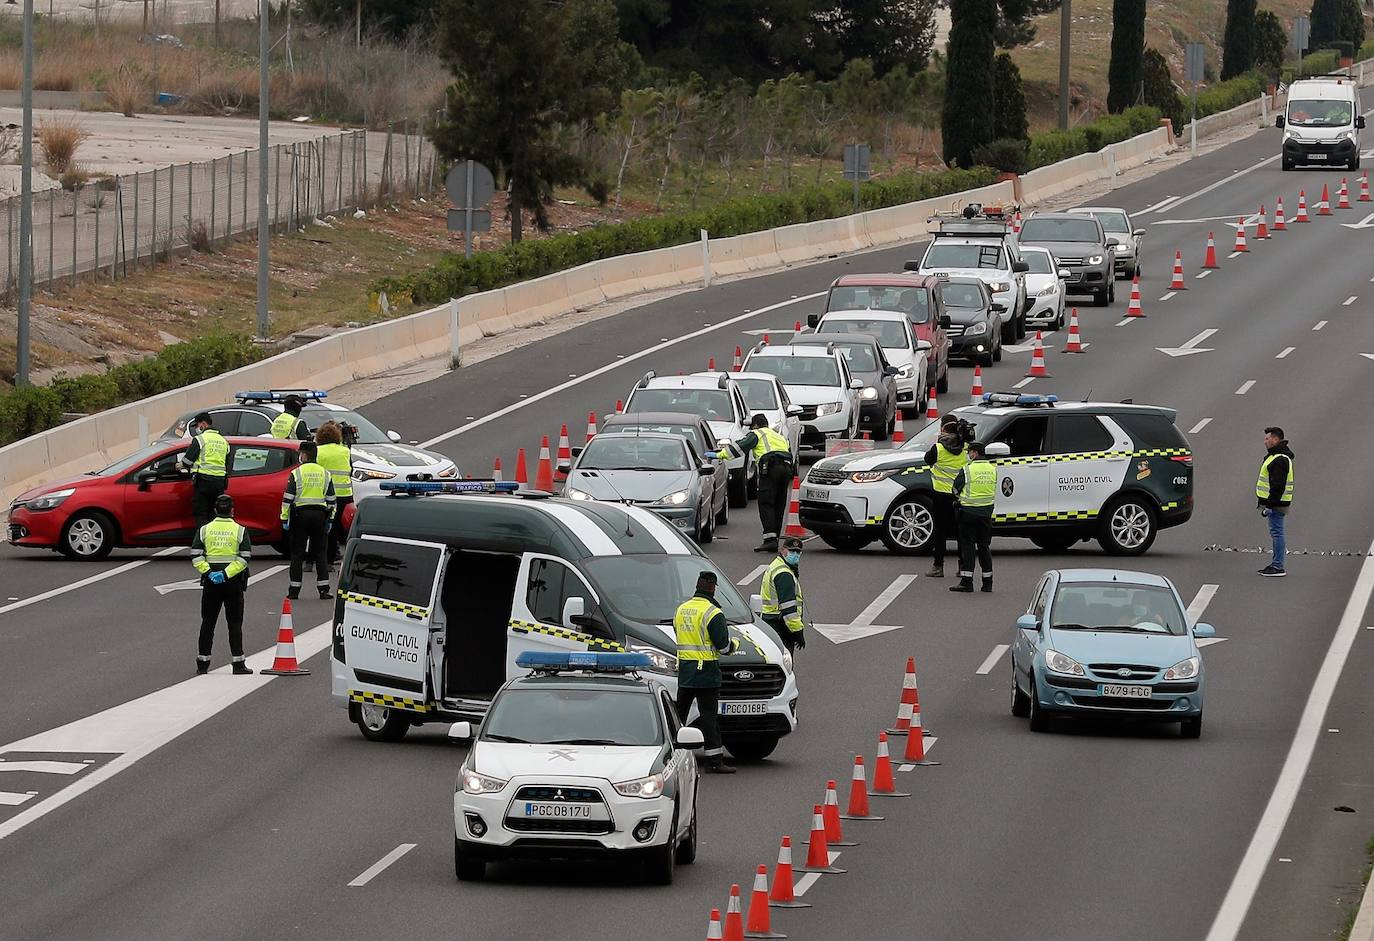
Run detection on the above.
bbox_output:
[214,493,234,515]
[193,412,214,426]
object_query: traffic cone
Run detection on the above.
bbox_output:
[1232,219,1248,253]
[744,865,787,939]
[723,885,746,941]
[818,780,857,846]
[1338,178,1352,209]
[1012,210,1022,234]
[1360,171,1371,202]
[585,411,597,443]
[1169,251,1187,289]
[783,478,808,538]
[887,656,918,735]
[872,732,912,797]
[1318,183,1332,215]
[970,365,984,404]
[860,431,871,441]
[1255,205,1269,240]
[514,448,529,486]
[535,435,555,491]
[768,837,811,909]
[554,425,572,482]
[902,690,940,766]
[1202,232,1220,268]
[708,356,717,371]
[762,334,770,346]
[1062,309,1085,353]
[492,457,503,482]
[798,805,846,873]
[1295,190,1310,222]
[262,599,310,675]
[706,909,724,941]
[1025,332,1052,376]
[840,756,884,821]
[1125,277,1145,319]
[733,345,743,371]
[925,388,938,420]
[794,320,803,333]
[615,399,624,414]
[1274,196,1287,231]
[892,410,906,444]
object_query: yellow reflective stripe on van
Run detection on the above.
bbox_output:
[349,690,432,713]
[508,618,626,652]
[339,590,430,620]
[990,448,1192,467]
[994,509,1099,523]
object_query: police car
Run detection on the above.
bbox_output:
[449,651,700,884]
[799,394,1194,555]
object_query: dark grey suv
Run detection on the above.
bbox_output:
[1016,213,1117,307]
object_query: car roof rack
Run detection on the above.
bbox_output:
[381,479,521,496]
[234,389,328,404]
[982,392,1059,407]
[516,651,652,674]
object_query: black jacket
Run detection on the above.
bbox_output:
[923,433,965,468]
[1258,441,1294,509]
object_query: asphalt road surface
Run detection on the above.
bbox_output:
[4,125,1374,941]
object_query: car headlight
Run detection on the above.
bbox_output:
[630,644,678,675]
[1043,648,1085,676]
[438,464,459,479]
[461,768,508,795]
[860,386,879,400]
[964,321,988,336]
[782,650,794,673]
[815,402,842,417]
[24,487,75,511]
[1036,284,1058,297]
[849,469,896,483]
[353,467,396,481]
[654,489,691,506]
[1087,255,1104,266]
[1163,656,1200,681]
[1283,129,1297,142]
[991,281,1011,293]
[896,364,914,378]
[614,773,665,799]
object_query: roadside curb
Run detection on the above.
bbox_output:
[1351,866,1374,941]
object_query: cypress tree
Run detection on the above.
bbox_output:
[942,0,998,168]
[993,52,1029,140]
[1310,0,1343,48]
[1221,0,1258,81]
[1107,0,1146,113]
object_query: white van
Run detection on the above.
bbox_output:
[1278,77,1364,170]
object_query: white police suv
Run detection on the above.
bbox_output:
[450,651,701,885]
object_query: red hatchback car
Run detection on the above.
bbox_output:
[824,273,952,394]
[7,437,300,561]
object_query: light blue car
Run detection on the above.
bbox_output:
[1010,569,1213,738]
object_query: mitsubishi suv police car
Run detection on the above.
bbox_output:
[799,394,1193,556]
[449,651,700,884]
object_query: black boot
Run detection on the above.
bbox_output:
[232,661,254,675]
[981,576,993,593]
[754,540,779,553]
[195,659,210,675]
[701,756,737,774]
[287,590,300,600]
[319,589,334,600]
[926,563,944,578]
[949,577,974,593]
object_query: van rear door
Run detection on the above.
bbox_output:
[339,535,446,714]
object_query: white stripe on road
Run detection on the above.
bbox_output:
[897,736,938,772]
[348,843,417,887]
[1275,347,1294,359]
[1159,291,1177,302]
[1344,296,1358,306]
[1313,321,1327,331]
[1136,195,1181,216]
[853,575,918,626]
[1235,380,1256,395]
[1115,318,1133,327]
[0,759,91,775]
[0,547,182,618]
[1185,584,1220,627]
[1159,153,1277,215]
[1206,534,1374,940]
[1013,377,1035,388]
[738,564,767,586]
[420,293,827,448]
[1227,251,1242,259]
[1197,270,1212,279]
[793,851,841,896]
[0,791,37,807]
[1189,418,1213,434]
[975,644,1010,675]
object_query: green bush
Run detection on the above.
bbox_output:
[1358,38,1374,61]
[1194,73,1265,119]
[1025,106,1162,169]
[0,333,265,447]
[380,167,999,304]
[973,138,1029,174]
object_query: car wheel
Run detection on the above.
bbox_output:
[993,336,1003,362]
[1180,715,1203,739]
[873,418,889,441]
[1350,155,1361,171]
[818,530,874,552]
[1055,306,1065,330]
[454,837,486,882]
[724,735,780,761]
[1097,495,1158,555]
[353,701,412,743]
[979,345,995,367]
[674,791,698,865]
[698,507,715,544]
[1030,533,1079,553]
[1108,282,1116,304]
[1028,674,1051,732]
[728,468,749,508]
[936,363,950,394]
[1016,312,1027,341]
[746,464,759,499]
[879,495,936,555]
[1011,664,1031,718]
[648,804,677,885]
[715,490,729,526]
[59,511,116,561]
[1093,288,1109,308]
[1000,317,1017,344]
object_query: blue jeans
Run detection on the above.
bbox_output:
[1265,508,1286,568]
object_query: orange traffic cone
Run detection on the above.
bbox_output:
[1295,190,1310,222]
[1232,219,1248,253]
[768,837,811,909]
[840,756,884,821]
[1338,178,1352,209]
[534,435,555,491]
[1202,232,1220,268]
[585,411,597,443]
[783,478,808,538]
[1318,183,1332,216]
[733,346,743,371]
[262,599,310,675]
[723,885,746,941]
[552,426,572,483]
[1170,251,1186,289]
[925,388,939,420]
[1255,206,1269,240]
[1062,309,1085,353]
[708,356,717,371]
[492,457,503,482]
[615,399,624,414]
[891,410,906,444]
[798,805,846,873]
[1125,277,1145,318]
[818,780,857,846]
[1273,196,1287,231]
[1012,210,1022,234]
[744,865,787,939]
[902,690,940,766]
[968,365,983,405]
[1361,171,1371,202]
[762,334,770,345]
[872,732,912,797]
[706,909,724,941]
[886,656,918,735]
[514,448,529,486]
[1025,331,1052,376]
[794,320,803,333]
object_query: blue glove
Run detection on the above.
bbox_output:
[282,519,290,532]
[208,570,226,585]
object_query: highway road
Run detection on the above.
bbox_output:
[4,124,1374,941]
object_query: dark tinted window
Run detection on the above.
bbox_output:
[1050,415,1114,454]
[346,539,441,607]
[206,411,241,435]
[1111,412,1188,450]
[229,445,292,476]
[527,558,587,627]
[237,411,273,437]
[992,416,1048,457]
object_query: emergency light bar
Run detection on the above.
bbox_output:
[234,389,328,404]
[516,651,653,672]
[982,392,1059,407]
[381,480,521,495]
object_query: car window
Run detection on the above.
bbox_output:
[345,539,441,608]
[204,410,241,436]
[924,243,1006,270]
[1049,415,1115,454]
[579,437,691,471]
[661,691,682,734]
[627,388,733,421]
[1050,582,1186,635]
[229,445,292,476]
[746,355,841,387]
[1022,251,1055,275]
[830,342,879,371]
[484,688,663,746]
[526,558,568,625]
[736,378,780,411]
[1030,577,1051,618]
[819,318,910,349]
[1089,211,1130,234]
[142,449,188,476]
[1019,218,1101,243]
[1111,412,1189,450]
[940,283,987,308]
[992,416,1048,457]
[237,411,273,437]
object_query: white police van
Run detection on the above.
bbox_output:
[331,481,799,760]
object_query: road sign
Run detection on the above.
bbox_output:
[1292,15,1310,56]
[1185,43,1206,84]
[445,159,496,259]
[842,144,871,181]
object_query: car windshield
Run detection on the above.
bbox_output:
[747,355,841,387]
[940,283,987,308]
[583,555,753,624]
[818,318,909,350]
[736,378,780,411]
[605,423,703,450]
[898,410,986,451]
[300,407,391,444]
[1085,211,1129,234]
[827,286,930,322]
[578,437,690,471]
[1049,583,1186,635]
[1019,218,1100,243]
[1022,251,1055,275]
[826,342,879,371]
[627,388,733,421]
[96,444,170,476]
[1287,98,1353,127]
[923,243,1005,270]
[483,689,662,747]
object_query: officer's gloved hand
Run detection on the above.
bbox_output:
[208,571,226,585]
[282,519,290,532]
[728,637,741,655]
[794,632,806,650]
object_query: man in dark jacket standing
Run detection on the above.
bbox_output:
[1256,426,1294,577]
[923,415,968,577]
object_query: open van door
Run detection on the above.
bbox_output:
[506,554,622,675]
[339,535,447,739]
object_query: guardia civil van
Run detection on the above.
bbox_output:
[330,481,799,760]
[799,394,1194,556]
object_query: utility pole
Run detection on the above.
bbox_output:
[1058,0,1072,129]
[17,0,33,386]
[356,0,362,49]
[256,0,270,340]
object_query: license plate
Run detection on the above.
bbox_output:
[1100,684,1152,699]
[805,487,829,501]
[719,701,768,716]
[1309,153,1327,160]
[519,801,607,820]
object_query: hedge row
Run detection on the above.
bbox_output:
[1192,73,1266,120]
[0,333,265,446]
[375,167,999,305]
[1026,106,1163,169]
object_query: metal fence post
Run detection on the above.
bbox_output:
[241,150,248,235]
[132,171,139,267]
[382,123,393,199]
[210,156,217,244]
[70,189,77,286]
[151,166,158,261]
[274,144,282,231]
[94,184,100,277]
[403,120,411,197]
[167,162,175,255]
[336,132,344,212]
[7,199,14,296]
[113,178,122,279]
[47,189,54,288]
[362,131,369,206]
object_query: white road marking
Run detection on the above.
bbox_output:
[1189,418,1213,434]
[896,736,938,772]
[1343,296,1358,306]
[0,791,38,807]
[0,547,182,617]
[348,843,417,887]
[1197,270,1212,279]
[1205,533,1374,940]
[1012,377,1036,388]
[794,872,822,896]
[738,564,767,586]
[812,575,917,644]
[1227,251,1242,259]
[1275,347,1294,359]
[420,293,827,448]
[1157,328,1218,357]
[0,759,91,775]
[1115,318,1133,327]
[1185,584,1220,627]
[1313,321,1327,331]
[153,564,288,596]
[1160,153,1277,215]
[975,645,1010,675]
[1136,195,1181,216]
[1159,291,1177,302]
[1235,380,1256,395]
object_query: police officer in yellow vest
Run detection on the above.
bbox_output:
[314,421,353,565]
[178,412,231,528]
[950,440,997,593]
[923,415,969,578]
[761,537,807,653]
[673,570,741,774]
[1256,426,1295,577]
[270,394,310,440]
[281,441,336,600]
[191,493,253,675]
[719,414,795,553]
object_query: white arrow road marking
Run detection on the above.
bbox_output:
[154,564,288,595]
[0,792,38,807]
[1343,296,1358,306]
[1190,418,1213,434]
[812,574,917,644]
[1135,195,1181,216]
[1340,212,1374,230]
[1185,584,1219,626]
[348,843,417,887]
[1152,213,1260,227]
[1001,343,1037,354]
[1157,328,1218,357]
[975,644,1010,675]
[738,564,767,586]
[0,547,182,617]
[0,759,91,775]
[1235,380,1256,395]
[1116,318,1134,327]
[1197,270,1212,279]
[1361,354,1374,362]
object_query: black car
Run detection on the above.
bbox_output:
[937,277,1003,367]
[791,333,899,438]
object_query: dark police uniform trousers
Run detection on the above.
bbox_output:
[289,506,331,592]
[757,455,794,541]
[191,475,228,529]
[200,573,247,660]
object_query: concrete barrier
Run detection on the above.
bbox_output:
[1185,92,1283,142]
[564,261,607,309]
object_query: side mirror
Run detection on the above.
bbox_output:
[1132,229,1145,238]
[938,314,952,329]
[1357,115,1367,130]
[786,404,803,417]
[1275,115,1285,128]
[1012,260,1030,273]
[137,470,157,491]
[448,721,473,741]
[984,442,1012,457]
[557,460,573,475]
[849,378,864,390]
[991,303,1008,313]
[749,593,764,616]
[903,260,921,272]
[1192,622,1217,638]
[883,366,899,377]
[387,430,402,443]
[698,463,716,476]
[1057,269,1072,280]
[562,596,586,631]
[806,314,820,329]
[570,446,583,458]
[675,727,705,749]
[1016,614,1039,632]
[916,339,933,352]
[1106,237,1122,247]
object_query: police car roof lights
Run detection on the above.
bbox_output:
[234,389,328,404]
[515,651,653,673]
[982,392,1059,407]
[381,480,521,496]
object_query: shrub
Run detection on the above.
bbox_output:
[104,65,146,118]
[37,116,89,176]
[973,138,1029,174]
[1025,107,1162,170]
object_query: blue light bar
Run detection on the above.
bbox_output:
[381,480,520,495]
[516,651,653,672]
[981,392,1058,407]
[234,389,328,403]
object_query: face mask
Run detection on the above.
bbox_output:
[785,552,801,566]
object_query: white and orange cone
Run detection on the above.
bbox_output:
[262,599,310,676]
[872,732,912,797]
[886,656,918,735]
[783,478,808,538]
[818,780,857,846]
[534,435,555,491]
[1169,250,1186,290]
[1232,218,1248,253]
[892,410,907,445]
[902,688,940,766]
[970,364,984,404]
[768,837,811,909]
[1295,190,1311,222]
[1255,205,1269,240]
[1126,276,1146,318]
[1202,232,1220,268]
[554,424,572,481]
[492,457,503,482]
[723,885,746,941]
[1318,183,1332,216]
[733,345,743,371]
[585,411,597,443]
[1273,196,1287,231]
[1338,179,1351,210]
[1025,331,1052,376]
[708,356,717,371]
[744,865,787,939]
[1062,308,1085,353]
[706,909,724,941]
[840,756,884,821]
[798,805,846,873]
[514,448,529,486]
[925,388,939,420]
[1361,171,1371,203]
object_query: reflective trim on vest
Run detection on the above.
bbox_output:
[960,461,998,508]
[1256,453,1294,501]
[930,443,968,494]
[760,556,803,621]
[291,463,330,508]
[193,430,229,478]
[315,443,354,497]
[270,412,300,439]
[752,427,791,462]
[199,519,244,563]
[674,597,722,662]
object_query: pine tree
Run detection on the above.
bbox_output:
[1253,10,1288,75]
[1221,0,1258,80]
[1106,0,1146,113]
[992,53,1029,140]
[942,0,998,168]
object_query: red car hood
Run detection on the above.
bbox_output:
[11,473,102,506]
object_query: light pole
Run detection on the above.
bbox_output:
[256,0,270,340]
[1058,0,1072,130]
[17,0,33,386]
